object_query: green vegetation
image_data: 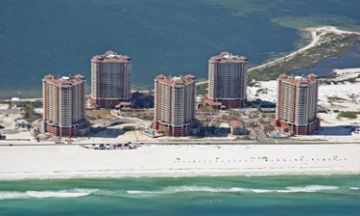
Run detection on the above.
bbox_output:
[86,110,113,121]
[272,16,360,31]
[22,102,41,123]
[263,123,274,132]
[139,114,153,121]
[255,88,266,96]
[327,96,347,102]
[248,81,260,87]
[248,33,360,81]
[130,92,154,108]
[19,100,42,108]
[209,0,360,81]
[337,112,359,119]
[196,82,208,95]
[321,74,360,85]
[120,110,154,121]
[123,126,137,131]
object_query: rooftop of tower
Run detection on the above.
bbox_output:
[43,74,85,87]
[155,74,196,87]
[91,50,131,63]
[209,51,248,63]
[278,73,318,85]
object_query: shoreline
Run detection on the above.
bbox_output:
[1,143,359,180]
[249,26,360,72]
[1,168,359,181]
[2,171,360,181]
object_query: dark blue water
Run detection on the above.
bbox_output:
[0,0,298,97]
[0,0,360,98]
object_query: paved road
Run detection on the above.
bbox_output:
[254,127,268,143]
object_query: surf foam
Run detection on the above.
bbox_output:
[126,185,339,195]
[0,188,97,200]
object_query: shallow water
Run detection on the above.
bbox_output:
[294,44,360,77]
[0,175,359,216]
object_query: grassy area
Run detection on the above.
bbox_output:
[138,114,153,121]
[86,110,114,121]
[209,0,360,81]
[248,33,360,81]
[337,112,359,119]
[22,102,41,123]
[321,74,360,85]
[196,82,208,95]
[327,96,347,102]
[120,109,154,121]
[123,126,137,131]
[19,100,42,108]
[272,16,360,31]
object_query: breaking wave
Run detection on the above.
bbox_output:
[282,185,339,193]
[127,185,340,195]
[0,192,29,200]
[1,185,349,200]
[0,188,98,200]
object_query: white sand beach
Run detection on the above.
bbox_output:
[0,144,359,180]
[248,70,360,110]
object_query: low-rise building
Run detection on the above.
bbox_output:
[230,120,249,136]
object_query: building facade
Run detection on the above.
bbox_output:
[152,74,196,136]
[42,74,88,137]
[90,51,131,108]
[205,51,248,109]
[273,74,320,136]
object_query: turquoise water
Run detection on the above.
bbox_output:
[1,0,360,98]
[0,175,359,215]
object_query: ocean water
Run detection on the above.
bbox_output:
[0,175,359,216]
[1,0,360,98]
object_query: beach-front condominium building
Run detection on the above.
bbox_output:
[42,74,88,137]
[90,50,131,108]
[205,51,248,109]
[152,74,196,136]
[273,74,320,136]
